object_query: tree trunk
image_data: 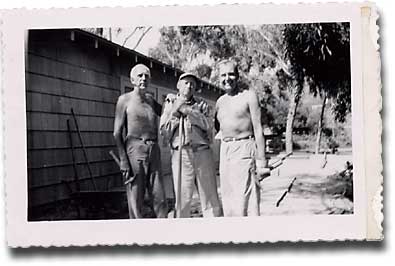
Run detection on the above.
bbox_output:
[132,26,152,50]
[315,94,328,154]
[95,28,103,36]
[285,86,300,154]
[108,28,112,41]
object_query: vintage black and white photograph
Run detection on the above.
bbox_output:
[3,3,382,246]
[26,23,353,221]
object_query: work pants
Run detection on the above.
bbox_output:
[220,139,260,217]
[125,138,168,219]
[171,146,222,218]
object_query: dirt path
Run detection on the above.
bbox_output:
[190,153,354,217]
[260,154,353,215]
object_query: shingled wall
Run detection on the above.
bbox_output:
[26,29,221,216]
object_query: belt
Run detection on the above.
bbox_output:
[126,135,157,144]
[222,135,254,142]
[172,144,210,152]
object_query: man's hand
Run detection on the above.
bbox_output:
[120,159,131,182]
[256,167,271,181]
[171,96,186,117]
[173,96,186,110]
[165,94,177,103]
[256,159,270,181]
[197,100,210,116]
[172,96,192,116]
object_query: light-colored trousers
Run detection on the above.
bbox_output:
[220,139,260,217]
[171,147,222,218]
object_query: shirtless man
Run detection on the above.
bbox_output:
[113,64,168,219]
[215,59,270,216]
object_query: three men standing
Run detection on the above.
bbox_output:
[114,60,268,218]
[160,73,222,218]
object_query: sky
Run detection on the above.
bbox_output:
[107,27,161,56]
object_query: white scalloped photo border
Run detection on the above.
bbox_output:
[0,2,383,247]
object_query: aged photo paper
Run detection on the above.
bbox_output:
[1,2,382,247]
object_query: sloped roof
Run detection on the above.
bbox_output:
[73,29,221,93]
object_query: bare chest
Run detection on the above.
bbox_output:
[126,100,157,124]
[217,95,249,123]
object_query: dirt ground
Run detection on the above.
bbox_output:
[258,153,353,215]
[30,152,353,220]
[189,152,353,217]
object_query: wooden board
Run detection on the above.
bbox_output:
[27,131,114,150]
[26,91,116,117]
[26,112,114,131]
[28,54,119,90]
[28,173,122,207]
[28,145,116,169]
[28,160,119,188]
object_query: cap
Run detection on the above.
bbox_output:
[178,72,197,82]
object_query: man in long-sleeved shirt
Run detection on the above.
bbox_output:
[160,73,222,218]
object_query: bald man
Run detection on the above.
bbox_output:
[113,64,168,219]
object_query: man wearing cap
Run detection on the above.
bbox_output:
[113,64,168,219]
[160,73,222,218]
[215,59,270,217]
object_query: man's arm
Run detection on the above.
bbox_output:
[213,99,223,140]
[113,95,129,173]
[181,100,210,132]
[159,94,180,144]
[248,90,267,167]
[147,93,163,117]
[214,96,224,132]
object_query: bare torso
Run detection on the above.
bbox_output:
[124,92,158,140]
[216,89,254,138]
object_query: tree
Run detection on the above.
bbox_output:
[148,27,186,68]
[185,25,301,154]
[247,25,301,154]
[149,25,310,154]
[283,23,351,154]
[148,26,237,71]
[82,27,152,50]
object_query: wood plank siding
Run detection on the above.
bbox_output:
[26,29,221,214]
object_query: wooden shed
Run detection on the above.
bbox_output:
[26,29,221,220]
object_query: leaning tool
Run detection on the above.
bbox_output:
[67,119,80,193]
[176,116,184,218]
[67,119,81,218]
[245,152,293,196]
[276,177,297,207]
[268,152,293,171]
[70,108,97,191]
[258,152,293,181]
